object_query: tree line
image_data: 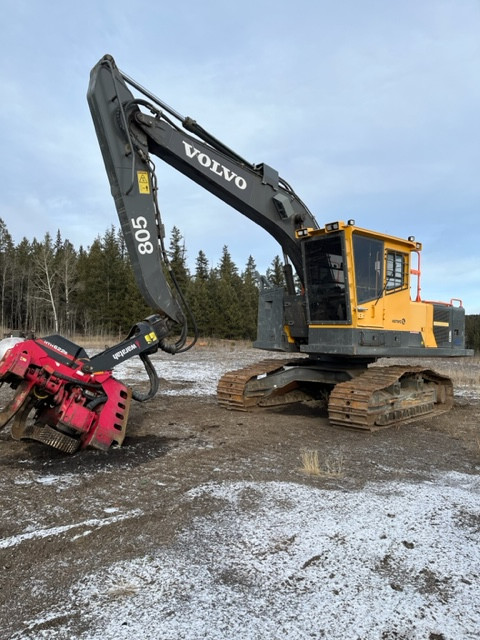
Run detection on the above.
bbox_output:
[0,219,284,341]
[465,315,480,354]
[0,217,478,351]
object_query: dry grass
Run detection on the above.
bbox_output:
[194,338,254,351]
[300,449,345,478]
[67,334,120,350]
[107,582,139,599]
[435,360,480,388]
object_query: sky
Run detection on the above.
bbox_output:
[1,0,479,312]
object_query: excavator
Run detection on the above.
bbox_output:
[0,54,472,453]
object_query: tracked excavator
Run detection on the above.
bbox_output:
[0,55,472,453]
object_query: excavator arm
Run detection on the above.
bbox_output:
[87,54,319,296]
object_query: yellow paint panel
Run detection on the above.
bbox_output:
[283,325,296,344]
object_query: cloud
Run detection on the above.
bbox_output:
[0,0,478,311]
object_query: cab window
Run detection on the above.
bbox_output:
[353,234,383,303]
[386,251,407,292]
[303,234,348,322]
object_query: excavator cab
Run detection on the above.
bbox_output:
[256,220,468,360]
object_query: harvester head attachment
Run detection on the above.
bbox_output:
[0,336,131,454]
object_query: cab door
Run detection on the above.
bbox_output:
[303,233,350,325]
[352,233,385,328]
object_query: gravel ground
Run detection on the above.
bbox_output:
[0,341,479,639]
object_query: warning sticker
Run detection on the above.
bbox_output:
[137,171,150,194]
[145,331,157,344]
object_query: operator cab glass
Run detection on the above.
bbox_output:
[352,233,409,303]
[303,233,349,323]
[352,234,383,303]
[385,250,408,292]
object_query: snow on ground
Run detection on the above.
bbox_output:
[455,387,480,400]
[112,346,286,397]
[17,472,480,640]
[0,509,142,550]
[2,341,478,638]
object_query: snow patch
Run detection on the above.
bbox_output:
[18,474,480,640]
[0,337,24,360]
[0,509,142,550]
[34,473,78,489]
[455,387,480,400]
[111,348,286,396]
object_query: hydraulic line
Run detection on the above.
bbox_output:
[132,353,160,402]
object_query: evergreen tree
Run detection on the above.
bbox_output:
[266,255,286,287]
[189,250,214,336]
[76,237,105,334]
[101,225,128,334]
[0,219,14,332]
[241,255,259,340]
[214,245,243,338]
[194,250,209,281]
[465,314,480,353]
[11,238,34,332]
[168,225,190,293]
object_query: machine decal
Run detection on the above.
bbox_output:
[131,216,154,255]
[181,141,247,190]
[41,340,69,356]
[137,170,150,194]
[112,343,138,360]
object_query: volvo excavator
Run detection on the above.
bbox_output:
[0,55,472,453]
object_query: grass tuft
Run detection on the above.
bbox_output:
[300,449,344,478]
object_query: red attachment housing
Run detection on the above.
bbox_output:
[0,339,132,452]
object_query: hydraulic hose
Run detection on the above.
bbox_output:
[132,353,160,402]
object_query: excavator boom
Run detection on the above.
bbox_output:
[87,55,319,290]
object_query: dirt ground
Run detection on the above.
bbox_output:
[0,345,479,639]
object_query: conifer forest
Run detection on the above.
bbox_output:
[0,219,286,342]
[0,217,478,351]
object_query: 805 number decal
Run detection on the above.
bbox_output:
[131,216,153,255]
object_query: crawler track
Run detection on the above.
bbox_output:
[217,359,291,411]
[327,366,453,430]
[217,361,454,430]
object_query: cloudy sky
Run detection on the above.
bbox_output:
[1,0,479,312]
